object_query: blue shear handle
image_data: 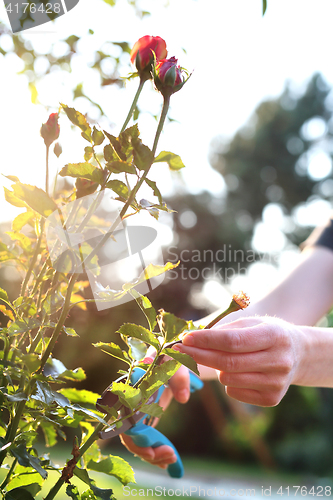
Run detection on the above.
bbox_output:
[125,423,184,479]
[189,372,204,393]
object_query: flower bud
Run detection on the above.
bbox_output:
[232,291,250,310]
[53,142,62,158]
[130,35,167,79]
[41,113,60,148]
[153,56,189,97]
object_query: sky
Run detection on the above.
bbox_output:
[1,0,333,303]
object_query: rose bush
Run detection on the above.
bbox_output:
[0,35,198,500]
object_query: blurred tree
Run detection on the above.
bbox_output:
[210,72,333,247]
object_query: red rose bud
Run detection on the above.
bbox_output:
[154,56,189,96]
[41,113,60,147]
[130,35,167,79]
[53,142,62,158]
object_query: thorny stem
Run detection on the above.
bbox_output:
[21,219,45,297]
[81,94,171,271]
[37,273,78,373]
[45,91,172,500]
[120,78,146,134]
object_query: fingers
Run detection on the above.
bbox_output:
[173,345,277,373]
[224,386,286,407]
[120,434,177,469]
[182,319,275,353]
[168,364,190,403]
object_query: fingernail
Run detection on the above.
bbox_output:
[182,334,194,346]
[172,345,183,352]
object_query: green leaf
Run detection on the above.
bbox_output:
[157,310,188,342]
[140,402,164,418]
[13,297,36,317]
[59,163,104,184]
[117,324,160,350]
[42,290,65,315]
[12,212,34,232]
[21,353,40,373]
[5,488,36,500]
[154,151,185,171]
[103,143,119,163]
[0,287,10,305]
[106,160,136,175]
[263,0,267,15]
[87,455,135,485]
[6,465,43,492]
[61,104,92,143]
[43,357,67,378]
[91,484,115,500]
[140,359,180,399]
[109,382,141,411]
[6,231,31,253]
[130,290,157,331]
[122,261,179,294]
[92,127,105,146]
[0,304,15,321]
[93,342,131,365]
[73,466,92,486]
[63,327,79,337]
[32,381,54,405]
[40,420,58,447]
[105,180,129,200]
[119,125,140,159]
[11,183,57,217]
[127,337,147,362]
[132,140,154,171]
[0,242,16,263]
[66,485,81,500]
[4,187,26,208]
[10,444,47,479]
[8,318,41,336]
[84,146,94,162]
[58,388,99,405]
[145,178,163,205]
[162,348,200,376]
[81,490,97,500]
[60,368,86,381]
[4,391,28,402]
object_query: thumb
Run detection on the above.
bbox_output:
[168,365,190,404]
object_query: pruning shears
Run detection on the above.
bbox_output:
[96,367,203,478]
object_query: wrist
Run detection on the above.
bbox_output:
[292,325,333,387]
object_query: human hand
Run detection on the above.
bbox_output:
[173,316,305,407]
[119,364,191,468]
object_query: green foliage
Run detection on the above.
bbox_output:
[87,455,134,485]
[154,151,185,170]
[0,24,198,498]
[117,323,160,350]
[59,164,104,184]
